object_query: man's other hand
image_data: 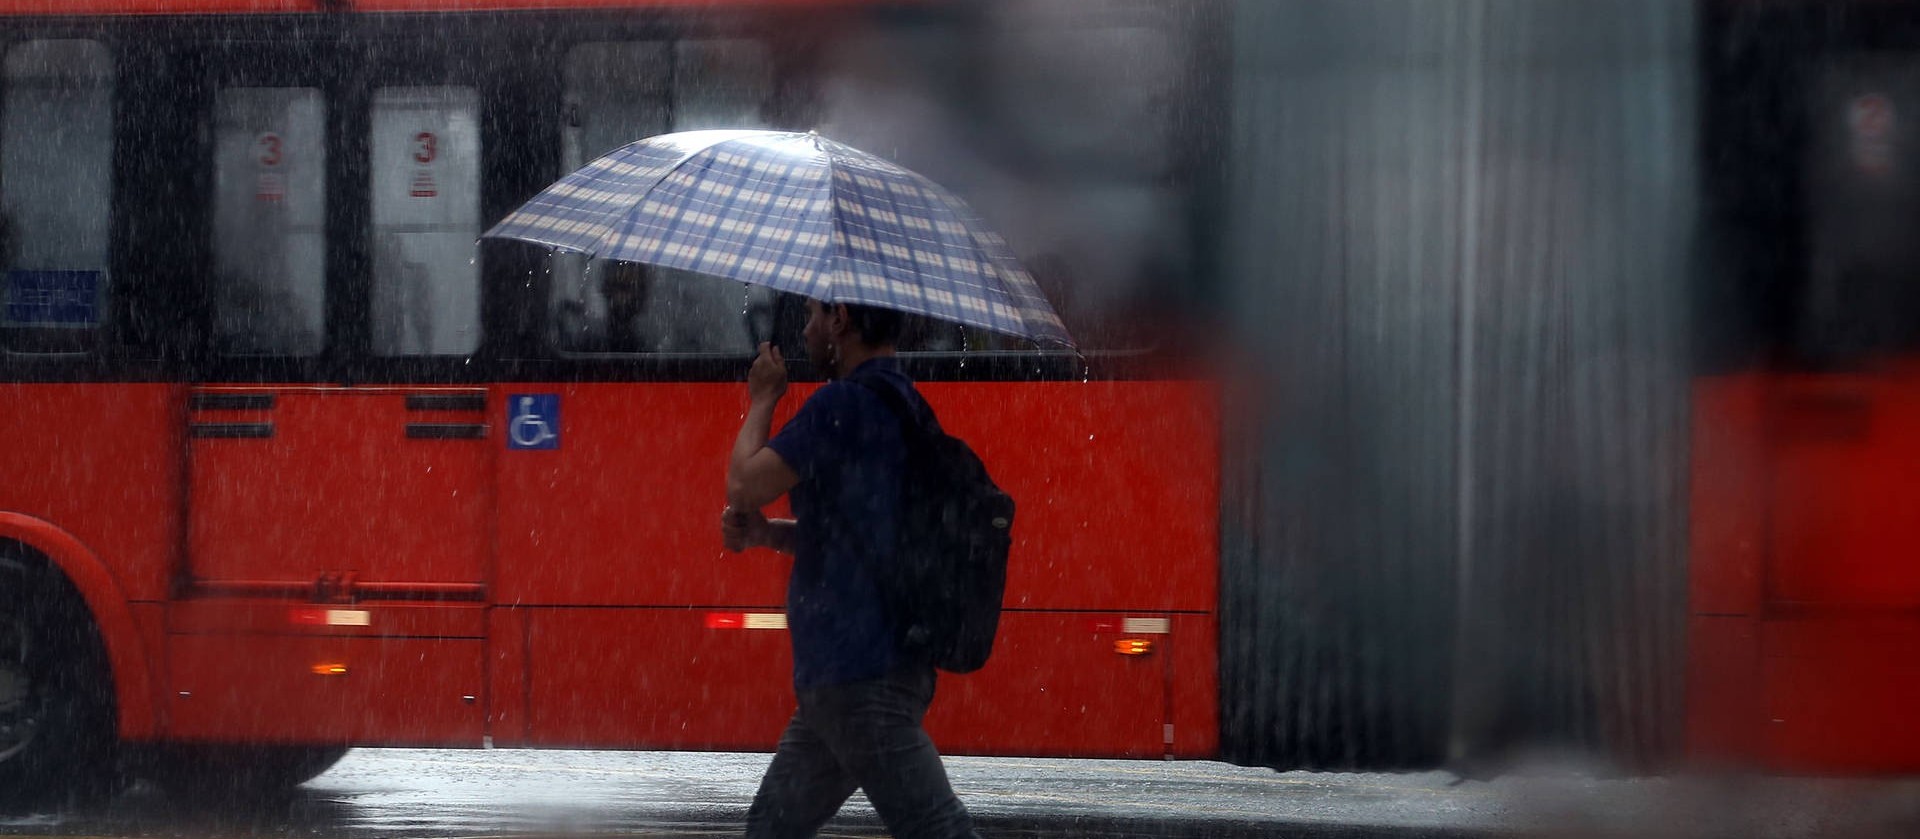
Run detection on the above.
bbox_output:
[722,505,767,552]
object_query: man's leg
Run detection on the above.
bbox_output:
[745,709,860,839]
[805,667,980,839]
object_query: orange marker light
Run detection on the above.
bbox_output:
[1114,639,1154,656]
[311,663,349,676]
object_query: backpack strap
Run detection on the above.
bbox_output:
[849,371,930,442]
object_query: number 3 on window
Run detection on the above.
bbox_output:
[257,132,283,167]
[412,131,437,165]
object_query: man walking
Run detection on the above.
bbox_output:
[722,296,982,839]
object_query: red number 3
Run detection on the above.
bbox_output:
[413,131,437,164]
[257,132,283,167]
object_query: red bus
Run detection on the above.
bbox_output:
[1689,0,1920,775]
[0,0,1222,802]
[10,0,1920,809]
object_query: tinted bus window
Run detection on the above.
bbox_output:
[671,39,773,131]
[552,40,775,357]
[1,40,112,354]
[1798,57,1920,366]
[211,87,326,356]
[815,18,1185,355]
[986,23,1183,351]
[371,86,480,356]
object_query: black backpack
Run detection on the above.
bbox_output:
[851,374,1013,674]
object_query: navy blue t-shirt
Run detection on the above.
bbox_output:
[767,357,919,690]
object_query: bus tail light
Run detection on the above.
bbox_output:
[1114,640,1154,656]
[1089,617,1171,634]
[704,612,787,630]
[290,607,371,627]
[311,662,349,676]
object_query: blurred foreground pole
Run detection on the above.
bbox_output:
[1219,0,1696,772]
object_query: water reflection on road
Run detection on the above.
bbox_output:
[4,749,1918,839]
[0,749,1468,838]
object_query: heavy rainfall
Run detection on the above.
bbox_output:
[1,1,1919,838]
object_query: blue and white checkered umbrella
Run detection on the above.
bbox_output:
[485,129,1073,347]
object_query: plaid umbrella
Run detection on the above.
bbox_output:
[485,129,1073,346]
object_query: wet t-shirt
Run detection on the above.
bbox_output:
[767,357,915,690]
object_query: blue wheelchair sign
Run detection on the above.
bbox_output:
[507,394,560,450]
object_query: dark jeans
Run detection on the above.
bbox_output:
[745,665,980,839]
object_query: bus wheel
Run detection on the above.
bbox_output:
[0,551,121,811]
[145,745,351,801]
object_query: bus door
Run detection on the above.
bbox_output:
[492,37,800,750]
[170,72,488,745]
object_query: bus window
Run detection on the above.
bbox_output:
[1798,58,1920,366]
[672,39,773,131]
[983,23,1185,352]
[561,41,670,172]
[211,87,325,356]
[552,40,775,357]
[814,18,1183,354]
[370,86,480,356]
[1,40,112,354]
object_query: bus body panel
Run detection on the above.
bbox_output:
[0,510,163,740]
[187,386,494,595]
[923,610,1168,758]
[519,606,795,750]
[514,606,1190,757]
[138,378,1217,754]
[490,380,1220,613]
[485,377,1217,755]
[488,606,532,744]
[1165,612,1219,759]
[0,383,185,741]
[1686,374,1770,766]
[166,634,487,745]
[490,382,784,610]
[1688,369,1920,772]
[164,600,489,744]
[1768,374,1920,607]
[0,384,184,603]
[1760,617,1920,773]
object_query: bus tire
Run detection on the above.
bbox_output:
[145,745,351,801]
[0,548,122,811]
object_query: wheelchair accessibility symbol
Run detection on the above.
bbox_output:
[508,394,560,450]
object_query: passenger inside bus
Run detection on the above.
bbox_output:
[597,261,652,354]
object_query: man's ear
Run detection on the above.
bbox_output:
[829,303,851,336]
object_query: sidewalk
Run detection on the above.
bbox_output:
[7,749,1916,839]
[311,750,1920,839]
[920,756,1920,839]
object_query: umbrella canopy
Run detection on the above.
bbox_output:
[484,129,1072,347]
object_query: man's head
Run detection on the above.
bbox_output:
[801,297,904,378]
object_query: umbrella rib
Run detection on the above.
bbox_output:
[819,144,856,306]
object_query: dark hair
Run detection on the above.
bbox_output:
[841,303,905,346]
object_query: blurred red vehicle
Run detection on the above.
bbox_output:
[5,0,1920,807]
[0,0,1221,801]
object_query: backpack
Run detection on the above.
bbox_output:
[851,373,1013,674]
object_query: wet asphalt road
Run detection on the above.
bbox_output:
[4,749,1920,838]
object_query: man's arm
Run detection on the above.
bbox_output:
[727,343,802,514]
